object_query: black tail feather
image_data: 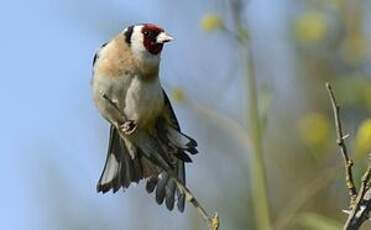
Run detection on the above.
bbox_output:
[146,176,157,193]
[97,126,144,193]
[176,161,186,212]
[155,172,168,205]
[165,180,176,211]
[98,122,194,212]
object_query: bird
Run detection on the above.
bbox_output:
[91,23,199,212]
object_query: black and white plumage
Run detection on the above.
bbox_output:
[92,23,198,212]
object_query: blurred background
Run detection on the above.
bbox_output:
[2,0,371,229]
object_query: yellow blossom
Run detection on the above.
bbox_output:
[341,34,367,65]
[355,119,371,158]
[294,11,328,44]
[362,85,371,110]
[298,113,330,147]
[201,14,223,32]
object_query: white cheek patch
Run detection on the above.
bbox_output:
[130,25,145,53]
[130,25,161,65]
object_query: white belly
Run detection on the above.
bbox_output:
[124,76,164,127]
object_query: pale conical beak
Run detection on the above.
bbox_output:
[156,32,174,43]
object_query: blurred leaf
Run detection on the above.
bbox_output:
[298,212,342,230]
[201,13,224,32]
[294,11,328,44]
[340,34,368,65]
[354,119,371,159]
[334,77,371,110]
[298,113,330,148]
[334,76,367,106]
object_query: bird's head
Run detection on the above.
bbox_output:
[123,24,173,65]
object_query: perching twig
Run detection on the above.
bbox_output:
[102,94,123,117]
[102,93,220,230]
[172,179,220,230]
[326,83,357,206]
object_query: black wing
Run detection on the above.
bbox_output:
[144,89,198,212]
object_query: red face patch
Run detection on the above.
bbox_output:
[141,24,165,55]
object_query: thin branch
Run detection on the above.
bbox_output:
[326,83,371,229]
[343,162,371,229]
[102,93,124,118]
[102,94,220,230]
[326,83,357,206]
[172,179,220,230]
[186,99,253,160]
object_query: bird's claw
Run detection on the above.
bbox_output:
[120,120,137,135]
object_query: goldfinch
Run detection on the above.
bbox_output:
[91,23,198,212]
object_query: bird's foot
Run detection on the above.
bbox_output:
[120,120,137,135]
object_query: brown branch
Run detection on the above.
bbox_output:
[343,162,371,229]
[326,83,357,206]
[326,83,371,229]
[172,179,220,230]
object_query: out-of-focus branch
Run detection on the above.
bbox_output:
[227,1,272,229]
[243,42,272,230]
[326,83,357,205]
[186,99,253,157]
[326,83,371,229]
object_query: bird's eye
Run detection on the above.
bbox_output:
[143,30,155,38]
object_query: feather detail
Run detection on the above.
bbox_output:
[165,180,176,210]
[97,126,149,193]
[146,176,158,193]
[155,172,168,205]
[167,126,197,148]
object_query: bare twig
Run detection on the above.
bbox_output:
[172,179,220,230]
[326,83,371,229]
[343,162,371,229]
[326,83,357,206]
[102,94,220,230]
[102,93,124,117]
